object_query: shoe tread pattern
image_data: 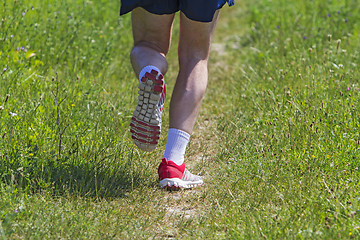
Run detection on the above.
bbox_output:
[131,70,164,152]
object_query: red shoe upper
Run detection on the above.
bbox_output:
[158,158,185,180]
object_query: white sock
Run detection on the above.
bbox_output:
[163,128,190,166]
[139,65,161,82]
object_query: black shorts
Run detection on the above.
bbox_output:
[120,0,234,23]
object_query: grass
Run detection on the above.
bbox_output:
[1,0,360,239]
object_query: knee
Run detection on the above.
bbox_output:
[178,47,210,66]
[178,40,212,71]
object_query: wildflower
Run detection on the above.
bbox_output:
[345,18,348,23]
[29,153,34,157]
[14,209,19,213]
[10,35,14,38]
[9,112,17,117]
[3,67,7,73]
[303,36,307,40]
[337,11,340,14]
[22,12,26,16]
[0,106,4,110]
[328,13,331,17]
[347,87,350,91]
[327,34,332,41]
[276,25,280,29]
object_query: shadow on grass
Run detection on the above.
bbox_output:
[1,146,157,199]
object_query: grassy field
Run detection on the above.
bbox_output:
[1,0,360,239]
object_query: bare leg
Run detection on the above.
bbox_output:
[169,11,220,134]
[160,12,220,188]
[130,8,175,76]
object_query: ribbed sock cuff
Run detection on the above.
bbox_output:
[163,128,190,166]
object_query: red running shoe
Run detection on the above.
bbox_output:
[130,70,166,152]
[158,158,203,190]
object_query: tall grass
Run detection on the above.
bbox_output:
[0,0,143,197]
[204,0,360,238]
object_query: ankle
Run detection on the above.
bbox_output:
[163,128,190,166]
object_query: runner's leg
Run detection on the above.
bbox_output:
[130,8,175,151]
[130,7,175,76]
[162,11,220,167]
[159,10,221,189]
[169,11,220,134]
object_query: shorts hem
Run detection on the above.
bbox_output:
[120,0,234,23]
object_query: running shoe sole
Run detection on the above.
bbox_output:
[130,70,165,152]
[159,178,203,190]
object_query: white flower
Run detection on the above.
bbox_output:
[9,112,17,117]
